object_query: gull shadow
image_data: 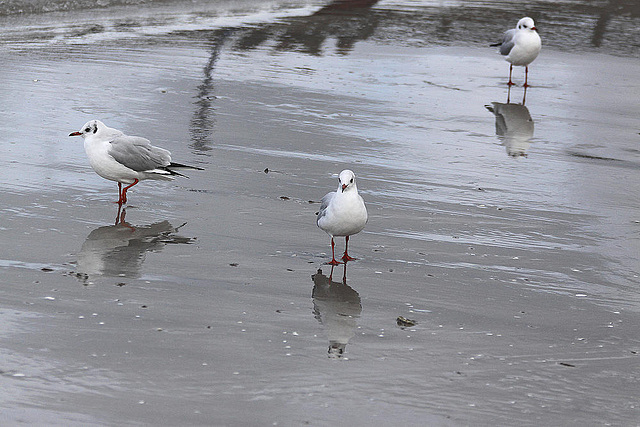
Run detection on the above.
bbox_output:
[311,264,362,358]
[74,208,194,282]
[485,101,535,158]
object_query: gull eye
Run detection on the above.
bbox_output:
[350,178,354,183]
[85,127,91,132]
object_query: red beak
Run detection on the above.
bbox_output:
[69,131,82,136]
[532,26,538,32]
[341,184,347,192]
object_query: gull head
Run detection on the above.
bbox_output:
[338,169,357,193]
[69,120,107,138]
[516,17,537,33]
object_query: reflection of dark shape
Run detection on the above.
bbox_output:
[485,102,534,158]
[187,1,379,151]
[316,0,380,13]
[234,0,380,56]
[312,265,362,358]
[76,212,193,280]
[592,0,640,47]
[190,29,234,152]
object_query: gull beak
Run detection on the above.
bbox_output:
[532,26,538,32]
[69,131,82,136]
[341,184,347,192]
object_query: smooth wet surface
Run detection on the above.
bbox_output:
[1,0,639,425]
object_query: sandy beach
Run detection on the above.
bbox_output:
[1,0,639,425]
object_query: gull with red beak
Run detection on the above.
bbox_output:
[70,120,202,205]
[317,170,368,265]
[492,17,542,87]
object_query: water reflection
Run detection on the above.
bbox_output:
[3,0,637,57]
[234,0,380,55]
[188,0,380,152]
[311,264,362,358]
[485,101,534,158]
[591,0,640,47]
[190,28,234,151]
[75,208,194,281]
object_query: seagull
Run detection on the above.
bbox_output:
[70,120,203,204]
[317,170,368,265]
[492,17,541,87]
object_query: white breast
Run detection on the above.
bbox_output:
[318,192,368,237]
[506,31,541,66]
[84,139,139,184]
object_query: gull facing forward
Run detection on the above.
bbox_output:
[317,170,368,265]
[70,120,202,204]
[492,17,542,87]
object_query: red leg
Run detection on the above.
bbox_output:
[341,235,357,262]
[507,84,512,104]
[115,182,123,204]
[115,202,123,225]
[119,179,139,205]
[114,206,135,231]
[507,64,515,86]
[341,262,347,284]
[326,237,341,266]
[523,66,530,88]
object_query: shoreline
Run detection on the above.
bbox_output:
[1,1,639,424]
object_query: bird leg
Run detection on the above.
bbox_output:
[115,202,124,225]
[341,263,348,284]
[523,66,530,88]
[114,206,136,231]
[119,179,139,205]
[507,64,515,86]
[326,237,342,266]
[341,235,357,262]
[116,182,123,204]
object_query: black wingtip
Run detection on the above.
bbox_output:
[166,168,189,178]
[168,162,205,171]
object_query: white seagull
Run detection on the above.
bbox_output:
[70,120,202,204]
[492,17,542,87]
[317,170,368,265]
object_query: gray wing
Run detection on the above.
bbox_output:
[108,135,172,172]
[316,191,335,224]
[497,28,516,56]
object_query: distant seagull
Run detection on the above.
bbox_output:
[317,170,368,265]
[70,120,203,205]
[492,17,542,87]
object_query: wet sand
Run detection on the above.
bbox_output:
[1,1,639,425]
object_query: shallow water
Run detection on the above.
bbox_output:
[1,0,639,425]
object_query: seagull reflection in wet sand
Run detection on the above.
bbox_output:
[485,101,534,158]
[74,210,194,282]
[312,264,362,359]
